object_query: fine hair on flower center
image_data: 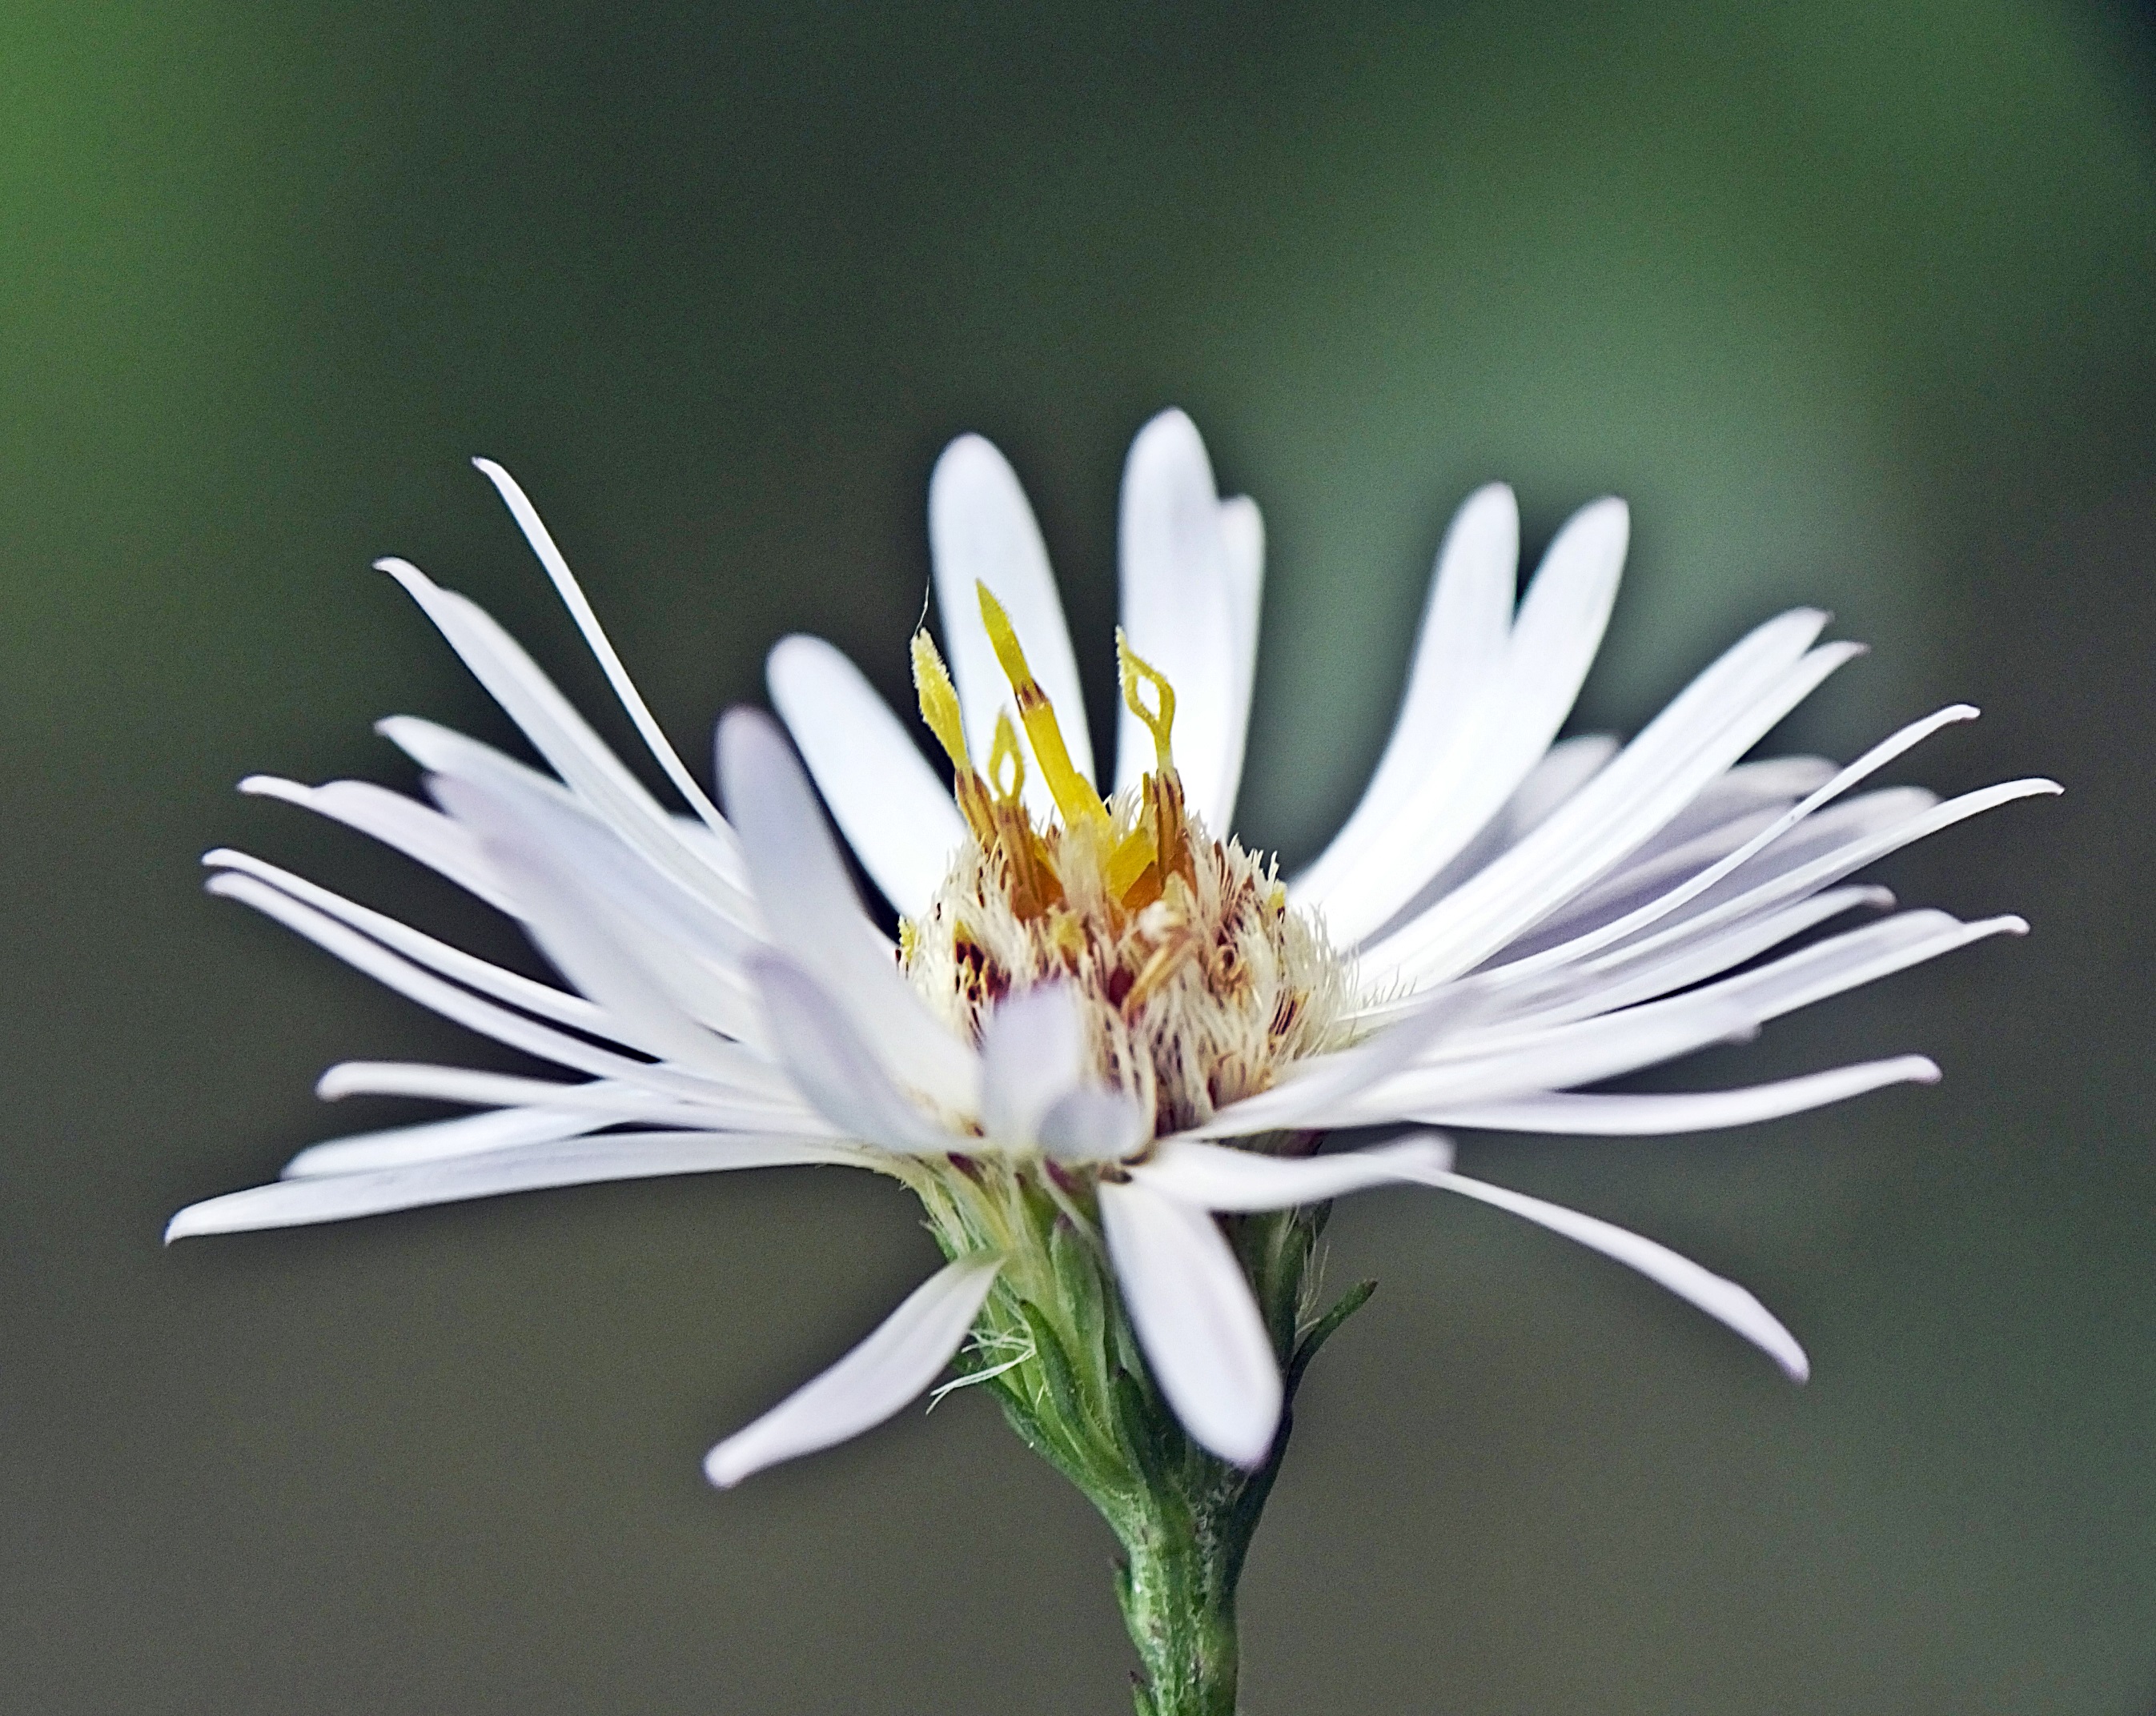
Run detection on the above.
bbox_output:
[899,583,1351,1137]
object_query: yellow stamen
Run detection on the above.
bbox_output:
[910,631,971,771]
[986,711,1026,804]
[1117,629,1177,772]
[977,582,1109,834]
[911,629,996,842]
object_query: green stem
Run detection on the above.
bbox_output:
[924,1159,1375,1716]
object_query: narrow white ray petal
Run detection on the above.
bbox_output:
[203,848,614,1036]
[283,1105,616,1178]
[749,956,958,1153]
[1338,993,1763,1125]
[1623,754,1837,864]
[1427,1055,1940,1135]
[703,1253,1004,1489]
[1186,980,1497,1138]
[1357,909,2014,1130]
[928,434,1093,811]
[1383,1148,1809,1379]
[166,1133,867,1241]
[312,1061,824,1131]
[1371,634,1860,984]
[1037,1088,1149,1162]
[767,634,965,918]
[207,872,735,1105]
[978,983,1087,1147]
[1361,733,1623,943]
[239,775,519,916]
[1098,1177,1283,1467]
[431,772,769,1056]
[1303,497,1632,944]
[1131,1135,1457,1212]
[377,562,752,912]
[472,458,740,844]
[718,710,979,1113]
[1560,780,2056,976]
[1484,886,1896,1033]
[1463,705,1986,991]
[1290,483,1519,907]
[1359,605,1831,968]
[1215,492,1266,833]
[1114,410,1241,826]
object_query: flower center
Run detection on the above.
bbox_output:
[899,586,1351,1138]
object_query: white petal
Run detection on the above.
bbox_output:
[1131,1135,1457,1212]
[282,1105,616,1178]
[928,434,1094,812]
[1491,886,1896,1031]
[1215,493,1266,832]
[1098,1177,1281,1467]
[239,775,519,916]
[311,1062,824,1134]
[378,563,751,916]
[166,1133,864,1241]
[1290,483,1519,908]
[1427,1055,1941,1134]
[1114,410,1243,828]
[1383,1147,1809,1380]
[206,872,733,1105]
[429,769,768,1054]
[472,459,739,843]
[749,956,957,1153]
[717,710,980,1113]
[1301,496,1630,944]
[1036,1088,1148,1162]
[203,848,614,1037]
[767,634,965,918]
[1467,704,1985,988]
[1370,627,1857,984]
[978,983,1087,1147]
[1339,991,1764,1125]
[703,1253,1004,1488]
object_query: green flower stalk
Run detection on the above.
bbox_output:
[168,411,2049,1710]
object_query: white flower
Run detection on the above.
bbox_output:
[169,411,2055,1482]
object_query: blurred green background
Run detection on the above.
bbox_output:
[2,0,2152,1710]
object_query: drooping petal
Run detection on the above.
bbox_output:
[703,1253,1004,1488]
[1426,1055,1940,1134]
[1114,410,1243,828]
[978,983,1086,1148]
[1098,1177,1282,1467]
[768,634,966,919]
[166,1133,866,1241]
[1036,1088,1148,1162]
[717,709,979,1113]
[928,434,1094,812]
[1389,1147,1811,1380]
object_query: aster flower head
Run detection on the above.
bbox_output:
[172,409,2052,1514]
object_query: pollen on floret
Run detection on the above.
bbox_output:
[901,607,1351,1139]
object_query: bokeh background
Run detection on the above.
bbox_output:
[2,1,2153,1710]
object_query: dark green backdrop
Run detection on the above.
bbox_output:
[3,2,2153,1710]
